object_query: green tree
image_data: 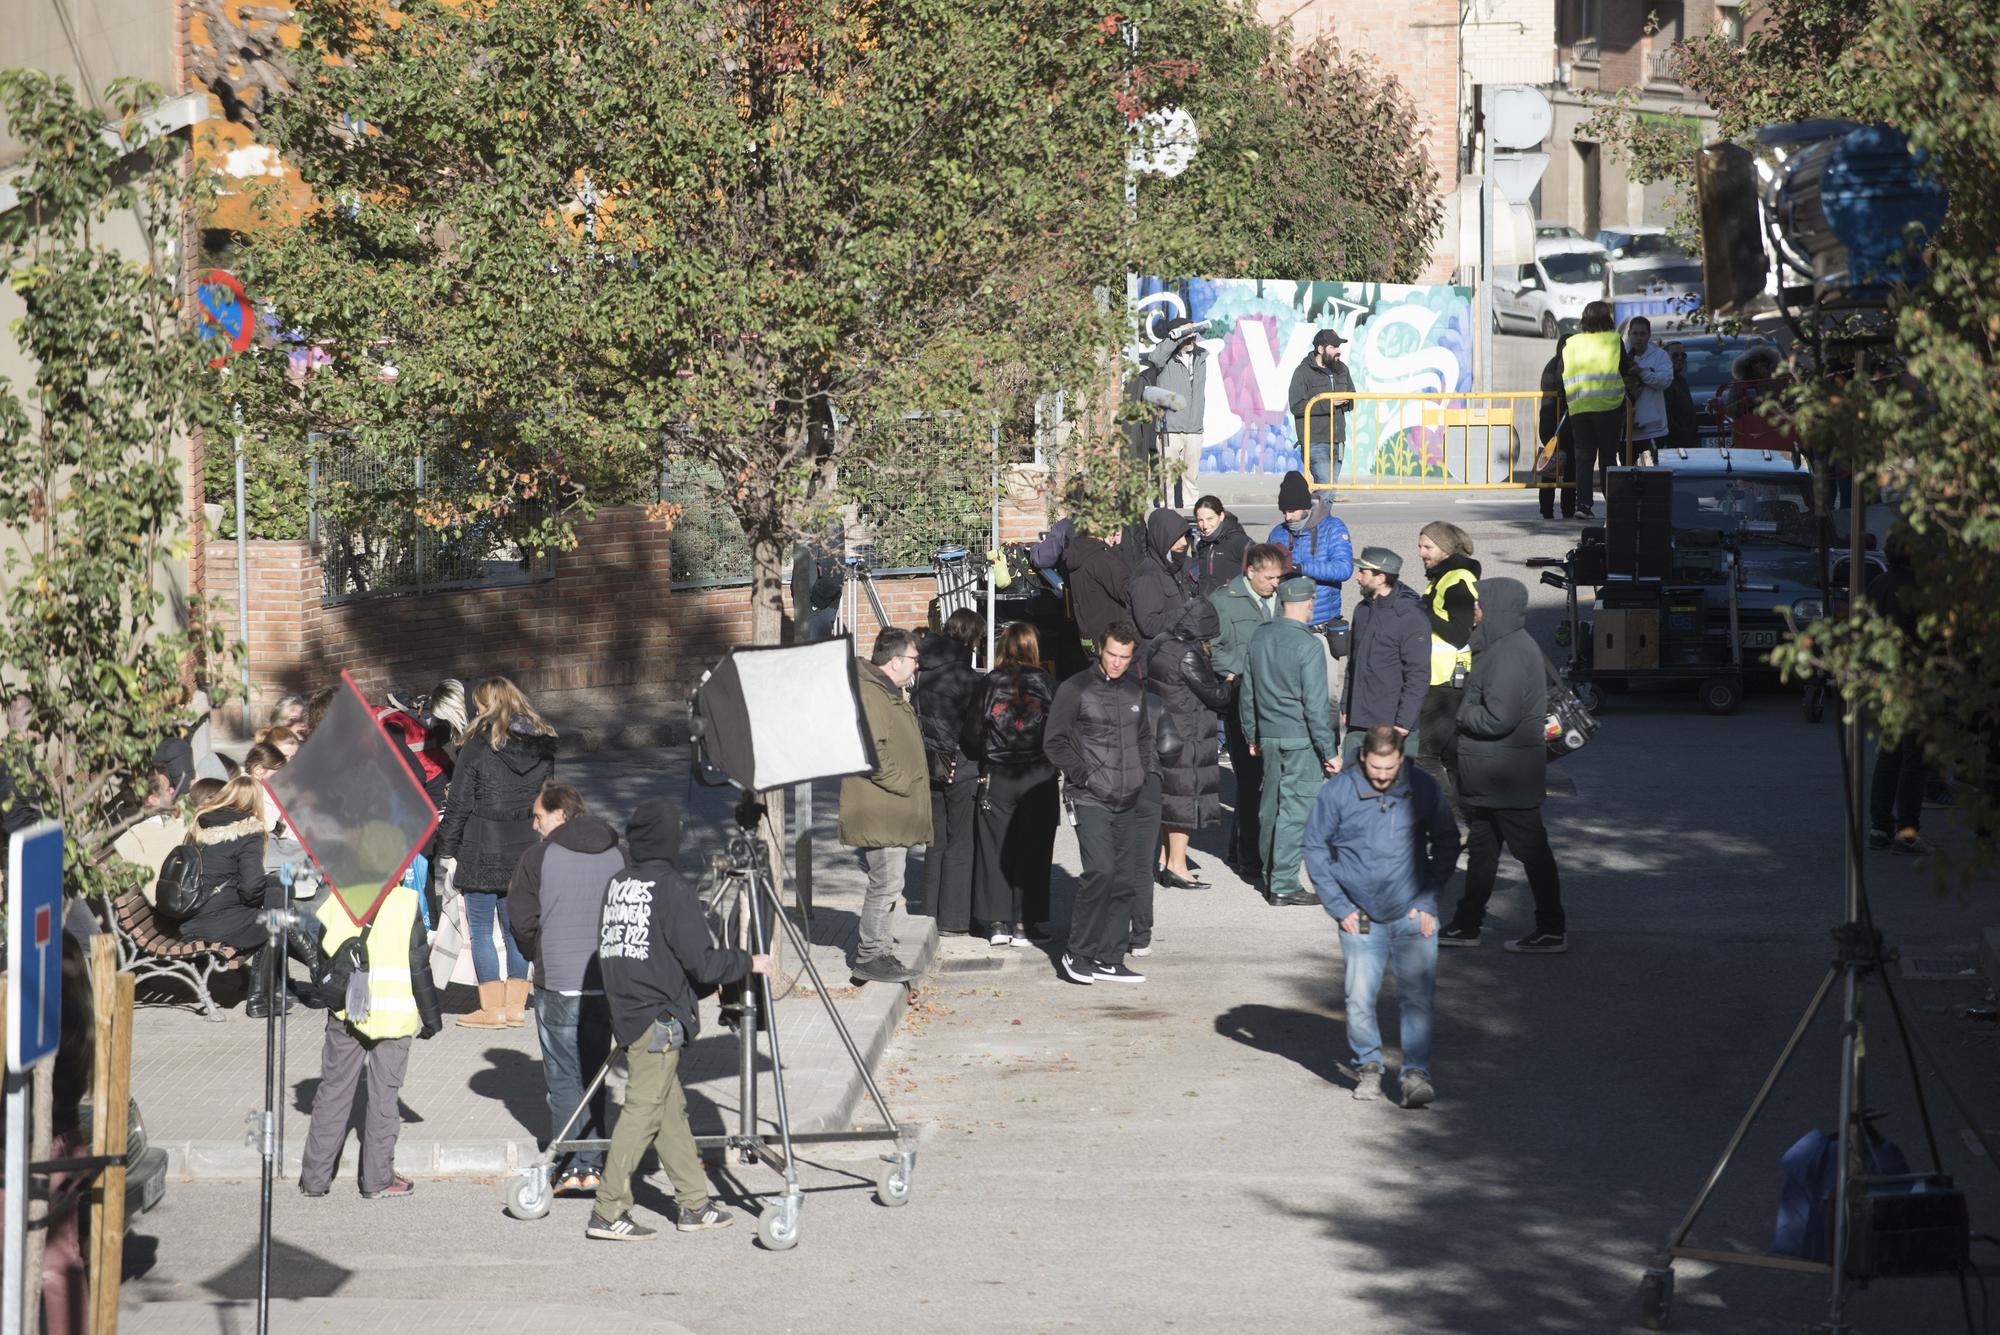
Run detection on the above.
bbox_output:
[1594,0,2000,866]
[0,73,232,898]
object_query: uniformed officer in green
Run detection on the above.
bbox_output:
[1240,575,1341,906]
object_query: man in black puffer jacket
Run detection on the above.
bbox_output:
[590,798,771,1241]
[914,612,986,934]
[1340,547,1432,763]
[1042,623,1180,985]
[1438,578,1567,954]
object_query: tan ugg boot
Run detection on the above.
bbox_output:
[457,980,508,1028]
[502,978,531,1028]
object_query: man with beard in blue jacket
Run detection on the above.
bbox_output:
[1304,725,1460,1108]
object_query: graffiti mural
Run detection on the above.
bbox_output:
[1133,277,1475,480]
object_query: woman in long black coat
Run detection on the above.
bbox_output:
[914,610,986,934]
[963,622,1060,945]
[434,676,558,1028]
[177,775,323,1017]
[1146,598,1230,888]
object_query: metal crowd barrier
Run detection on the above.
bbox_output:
[1299,390,1547,491]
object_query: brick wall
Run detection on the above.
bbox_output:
[208,471,1054,726]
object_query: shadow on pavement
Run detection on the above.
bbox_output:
[202,1236,353,1301]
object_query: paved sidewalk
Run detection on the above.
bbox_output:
[122,1298,699,1334]
[131,748,936,1182]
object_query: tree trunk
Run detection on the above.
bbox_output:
[749,528,787,649]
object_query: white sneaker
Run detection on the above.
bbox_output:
[989,928,1012,946]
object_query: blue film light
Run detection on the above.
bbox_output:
[1819,125,1948,297]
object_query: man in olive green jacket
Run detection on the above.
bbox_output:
[1240,577,1341,906]
[1209,543,1286,871]
[840,627,933,983]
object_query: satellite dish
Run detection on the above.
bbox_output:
[1486,85,1553,152]
[1130,106,1200,178]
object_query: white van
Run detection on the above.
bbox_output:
[1492,240,1610,339]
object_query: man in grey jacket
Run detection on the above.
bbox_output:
[510,782,624,1193]
[1303,725,1459,1107]
[1437,578,1568,954]
[1340,546,1431,763]
[1143,318,1209,507]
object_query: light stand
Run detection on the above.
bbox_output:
[249,904,307,1335]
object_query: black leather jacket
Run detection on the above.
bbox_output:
[965,668,1058,769]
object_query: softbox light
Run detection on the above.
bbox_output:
[692,638,877,791]
[265,671,439,926]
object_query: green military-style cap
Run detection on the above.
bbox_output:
[1277,575,1316,603]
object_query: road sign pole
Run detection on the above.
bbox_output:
[7,822,66,1335]
[3,1066,24,1335]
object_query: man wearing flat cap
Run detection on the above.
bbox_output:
[1239,576,1341,906]
[1341,547,1432,765]
[1288,327,1356,489]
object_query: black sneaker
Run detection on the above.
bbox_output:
[1094,961,1146,984]
[1269,890,1318,907]
[1348,1062,1384,1101]
[1504,932,1568,954]
[851,955,917,984]
[586,1211,658,1241]
[676,1201,734,1232]
[1400,1069,1435,1109]
[1059,953,1096,985]
[1866,828,1893,850]
[1437,924,1481,948]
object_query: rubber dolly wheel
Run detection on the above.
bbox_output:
[1699,676,1743,715]
[877,1162,912,1207]
[505,1170,552,1221]
[758,1202,801,1251]
[1638,1268,1673,1329]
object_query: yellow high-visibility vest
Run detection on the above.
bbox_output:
[1562,330,1626,414]
[317,888,422,1041]
[1426,565,1478,686]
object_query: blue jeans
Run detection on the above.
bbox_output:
[1338,913,1438,1074]
[1308,437,1341,489]
[463,891,529,982]
[532,990,612,1174]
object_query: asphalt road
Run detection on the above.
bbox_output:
[120,504,2000,1334]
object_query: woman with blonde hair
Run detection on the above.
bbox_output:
[176,775,324,1017]
[433,677,557,1027]
[1415,520,1481,834]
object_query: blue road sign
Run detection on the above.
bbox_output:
[7,821,63,1073]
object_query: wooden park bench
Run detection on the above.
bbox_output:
[101,887,248,1022]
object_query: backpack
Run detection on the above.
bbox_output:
[155,841,206,920]
[309,917,376,1016]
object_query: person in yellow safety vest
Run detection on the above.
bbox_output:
[1559,300,1637,519]
[297,882,443,1200]
[1415,520,1481,814]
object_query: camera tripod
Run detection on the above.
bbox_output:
[503,798,915,1250]
[834,555,890,639]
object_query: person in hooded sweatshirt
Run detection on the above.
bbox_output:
[914,609,986,934]
[509,782,624,1196]
[1147,594,1230,892]
[1415,522,1481,813]
[434,677,560,1028]
[1438,578,1568,954]
[1128,507,1202,645]
[1059,521,1133,652]
[588,798,771,1241]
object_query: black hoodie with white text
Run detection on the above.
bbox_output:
[597,799,751,1047]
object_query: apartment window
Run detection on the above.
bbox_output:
[1648,1,1685,85]
[1575,0,1602,62]
[1716,2,1745,45]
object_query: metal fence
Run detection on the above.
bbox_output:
[1300,391,1546,490]
[310,440,554,602]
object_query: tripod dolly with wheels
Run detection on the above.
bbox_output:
[502,798,916,1249]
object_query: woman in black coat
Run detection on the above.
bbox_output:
[963,622,1060,945]
[177,776,323,1017]
[434,676,558,1028]
[1146,598,1230,888]
[1127,508,1199,643]
[1187,496,1250,597]
[914,610,986,934]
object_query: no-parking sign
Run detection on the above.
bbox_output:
[196,268,255,368]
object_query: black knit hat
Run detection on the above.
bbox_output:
[1277,470,1312,512]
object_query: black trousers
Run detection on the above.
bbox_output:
[1415,685,1465,819]
[1538,439,1576,517]
[1128,776,1163,950]
[1450,804,1566,936]
[972,762,1059,931]
[1222,704,1263,869]
[1569,410,1624,512]
[1068,799,1140,967]
[923,774,980,932]
[1869,736,1925,835]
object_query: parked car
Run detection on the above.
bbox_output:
[1609,255,1705,330]
[1595,226,1696,260]
[1493,240,1610,339]
[1535,221,1584,241]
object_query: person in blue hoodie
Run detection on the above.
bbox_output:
[1267,470,1354,731]
[1302,725,1460,1109]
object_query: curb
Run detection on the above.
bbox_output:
[160,919,939,1182]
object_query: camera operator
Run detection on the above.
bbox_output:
[588,797,772,1241]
